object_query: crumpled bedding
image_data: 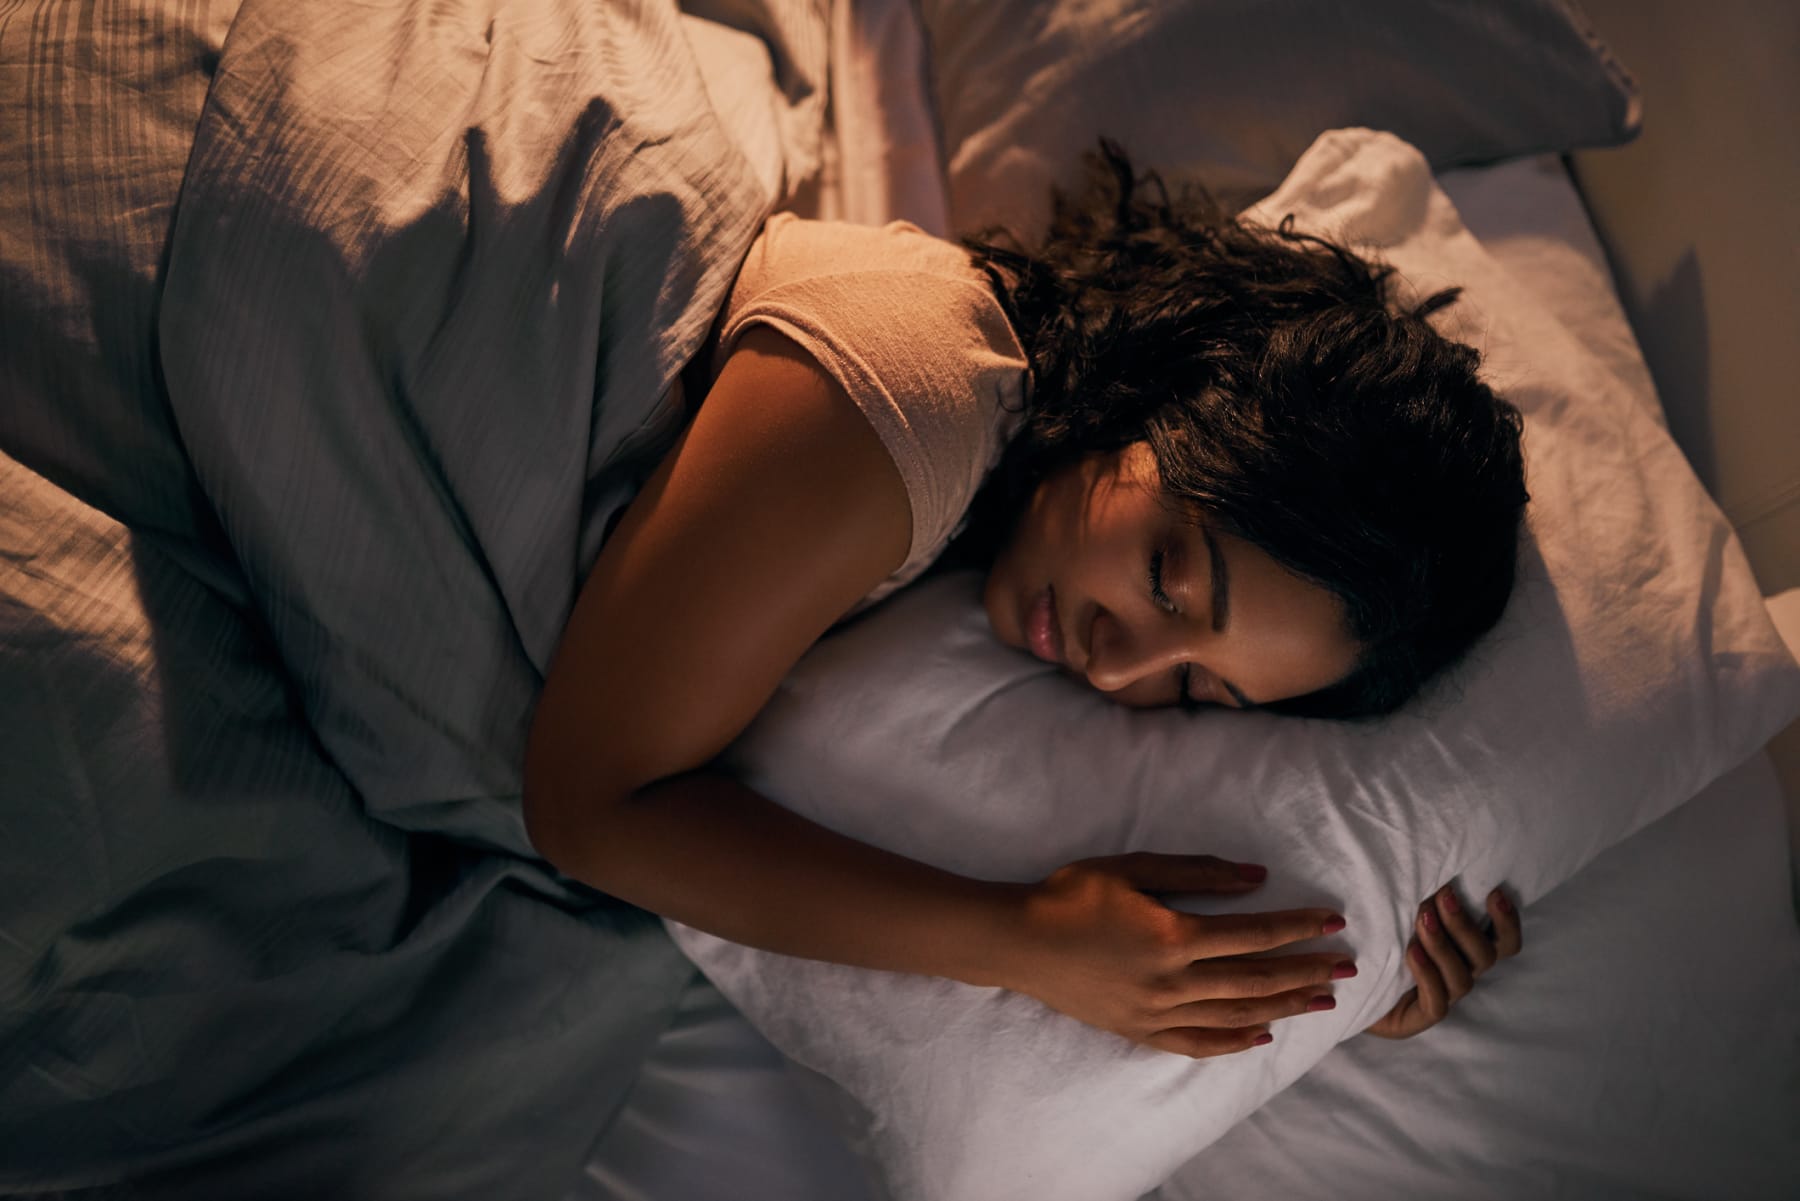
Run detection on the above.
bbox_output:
[0,448,693,1200]
[0,0,826,1194]
[159,0,824,856]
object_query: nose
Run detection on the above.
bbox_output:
[1082,606,1187,695]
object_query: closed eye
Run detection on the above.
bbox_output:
[1153,550,1200,708]
[1148,549,1178,614]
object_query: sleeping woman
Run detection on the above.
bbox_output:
[524,147,1529,1058]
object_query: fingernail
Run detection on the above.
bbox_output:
[1237,863,1268,882]
[1306,995,1336,1013]
[1421,909,1440,934]
[1330,962,1359,980]
[1494,892,1514,914]
[1410,942,1428,964]
[1440,889,1460,915]
[1321,915,1346,934]
[1252,1033,1274,1047]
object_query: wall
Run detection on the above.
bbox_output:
[1567,1,1800,864]
[1569,0,1798,594]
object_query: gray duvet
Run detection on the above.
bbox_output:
[0,0,823,1195]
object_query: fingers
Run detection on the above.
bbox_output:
[1144,1024,1274,1060]
[1431,886,1497,979]
[1416,896,1473,1002]
[1179,952,1357,1000]
[1160,982,1339,1032]
[1405,937,1450,1024]
[1366,885,1523,1043]
[1401,885,1523,1031]
[1142,952,1357,1055]
[1488,888,1523,958]
[1145,948,1366,1056]
[1138,945,1357,1060]
[1110,852,1269,895]
[1183,908,1347,959]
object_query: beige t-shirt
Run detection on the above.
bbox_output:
[713,214,1029,610]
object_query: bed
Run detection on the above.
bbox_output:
[2,2,1796,1199]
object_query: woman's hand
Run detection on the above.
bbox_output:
[1364,884,1522,1040]
[1002,853,1356,1059]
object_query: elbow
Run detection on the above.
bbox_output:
[521,726,605,876]
[523,688,666,878]
[521,728,638,881]
[521,756,576,872]
[522,690,589,871]
[520,776,569,870]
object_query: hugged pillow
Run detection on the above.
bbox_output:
[666,129,1800,1201]
[921,0,1640,236]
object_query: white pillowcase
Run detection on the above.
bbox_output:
[668,129,1800,1201]
[918,0,1642,237]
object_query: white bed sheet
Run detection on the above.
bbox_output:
[572,60,1800,1201]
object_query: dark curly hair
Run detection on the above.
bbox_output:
[949,143,1530,719]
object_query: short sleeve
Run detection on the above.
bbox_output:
[715,216,1027,609]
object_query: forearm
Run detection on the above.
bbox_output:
[530,768,1023,989]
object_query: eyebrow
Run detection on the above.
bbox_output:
[1198,528,1255,709]
[1201,528,1231,634]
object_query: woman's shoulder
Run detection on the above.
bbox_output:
[739,212,985,292]
[714,213,1026,409]
[714,215,1028,614]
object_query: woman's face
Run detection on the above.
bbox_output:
[983,443,1361,710]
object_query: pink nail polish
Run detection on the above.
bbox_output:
[1421,909,1440,934]
[1321,915,1346,935]
[1306,995,1337,1013]
[1440,890,1460,915]
[1330,962,1359,980]
[1252,1033,1273,1047]
[1237,863,1268,882]
[1495,892,1514,914]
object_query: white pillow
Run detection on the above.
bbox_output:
[919,0,1642,237]
[668,130,1800,1201]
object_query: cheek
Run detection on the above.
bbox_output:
[1261,621,1361,699]
[981,497,1052,641]
[1290,600,1362,683]
[1000,481,1068,573]
[986,513,1037,594]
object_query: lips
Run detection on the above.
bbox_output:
[1025,585,1065,666]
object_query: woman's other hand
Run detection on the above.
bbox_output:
[1364,884,1522,1040]
[1003,853,1356,1059]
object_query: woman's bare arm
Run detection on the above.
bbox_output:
[524,327,1348,1055]
[525,326,1014,981]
